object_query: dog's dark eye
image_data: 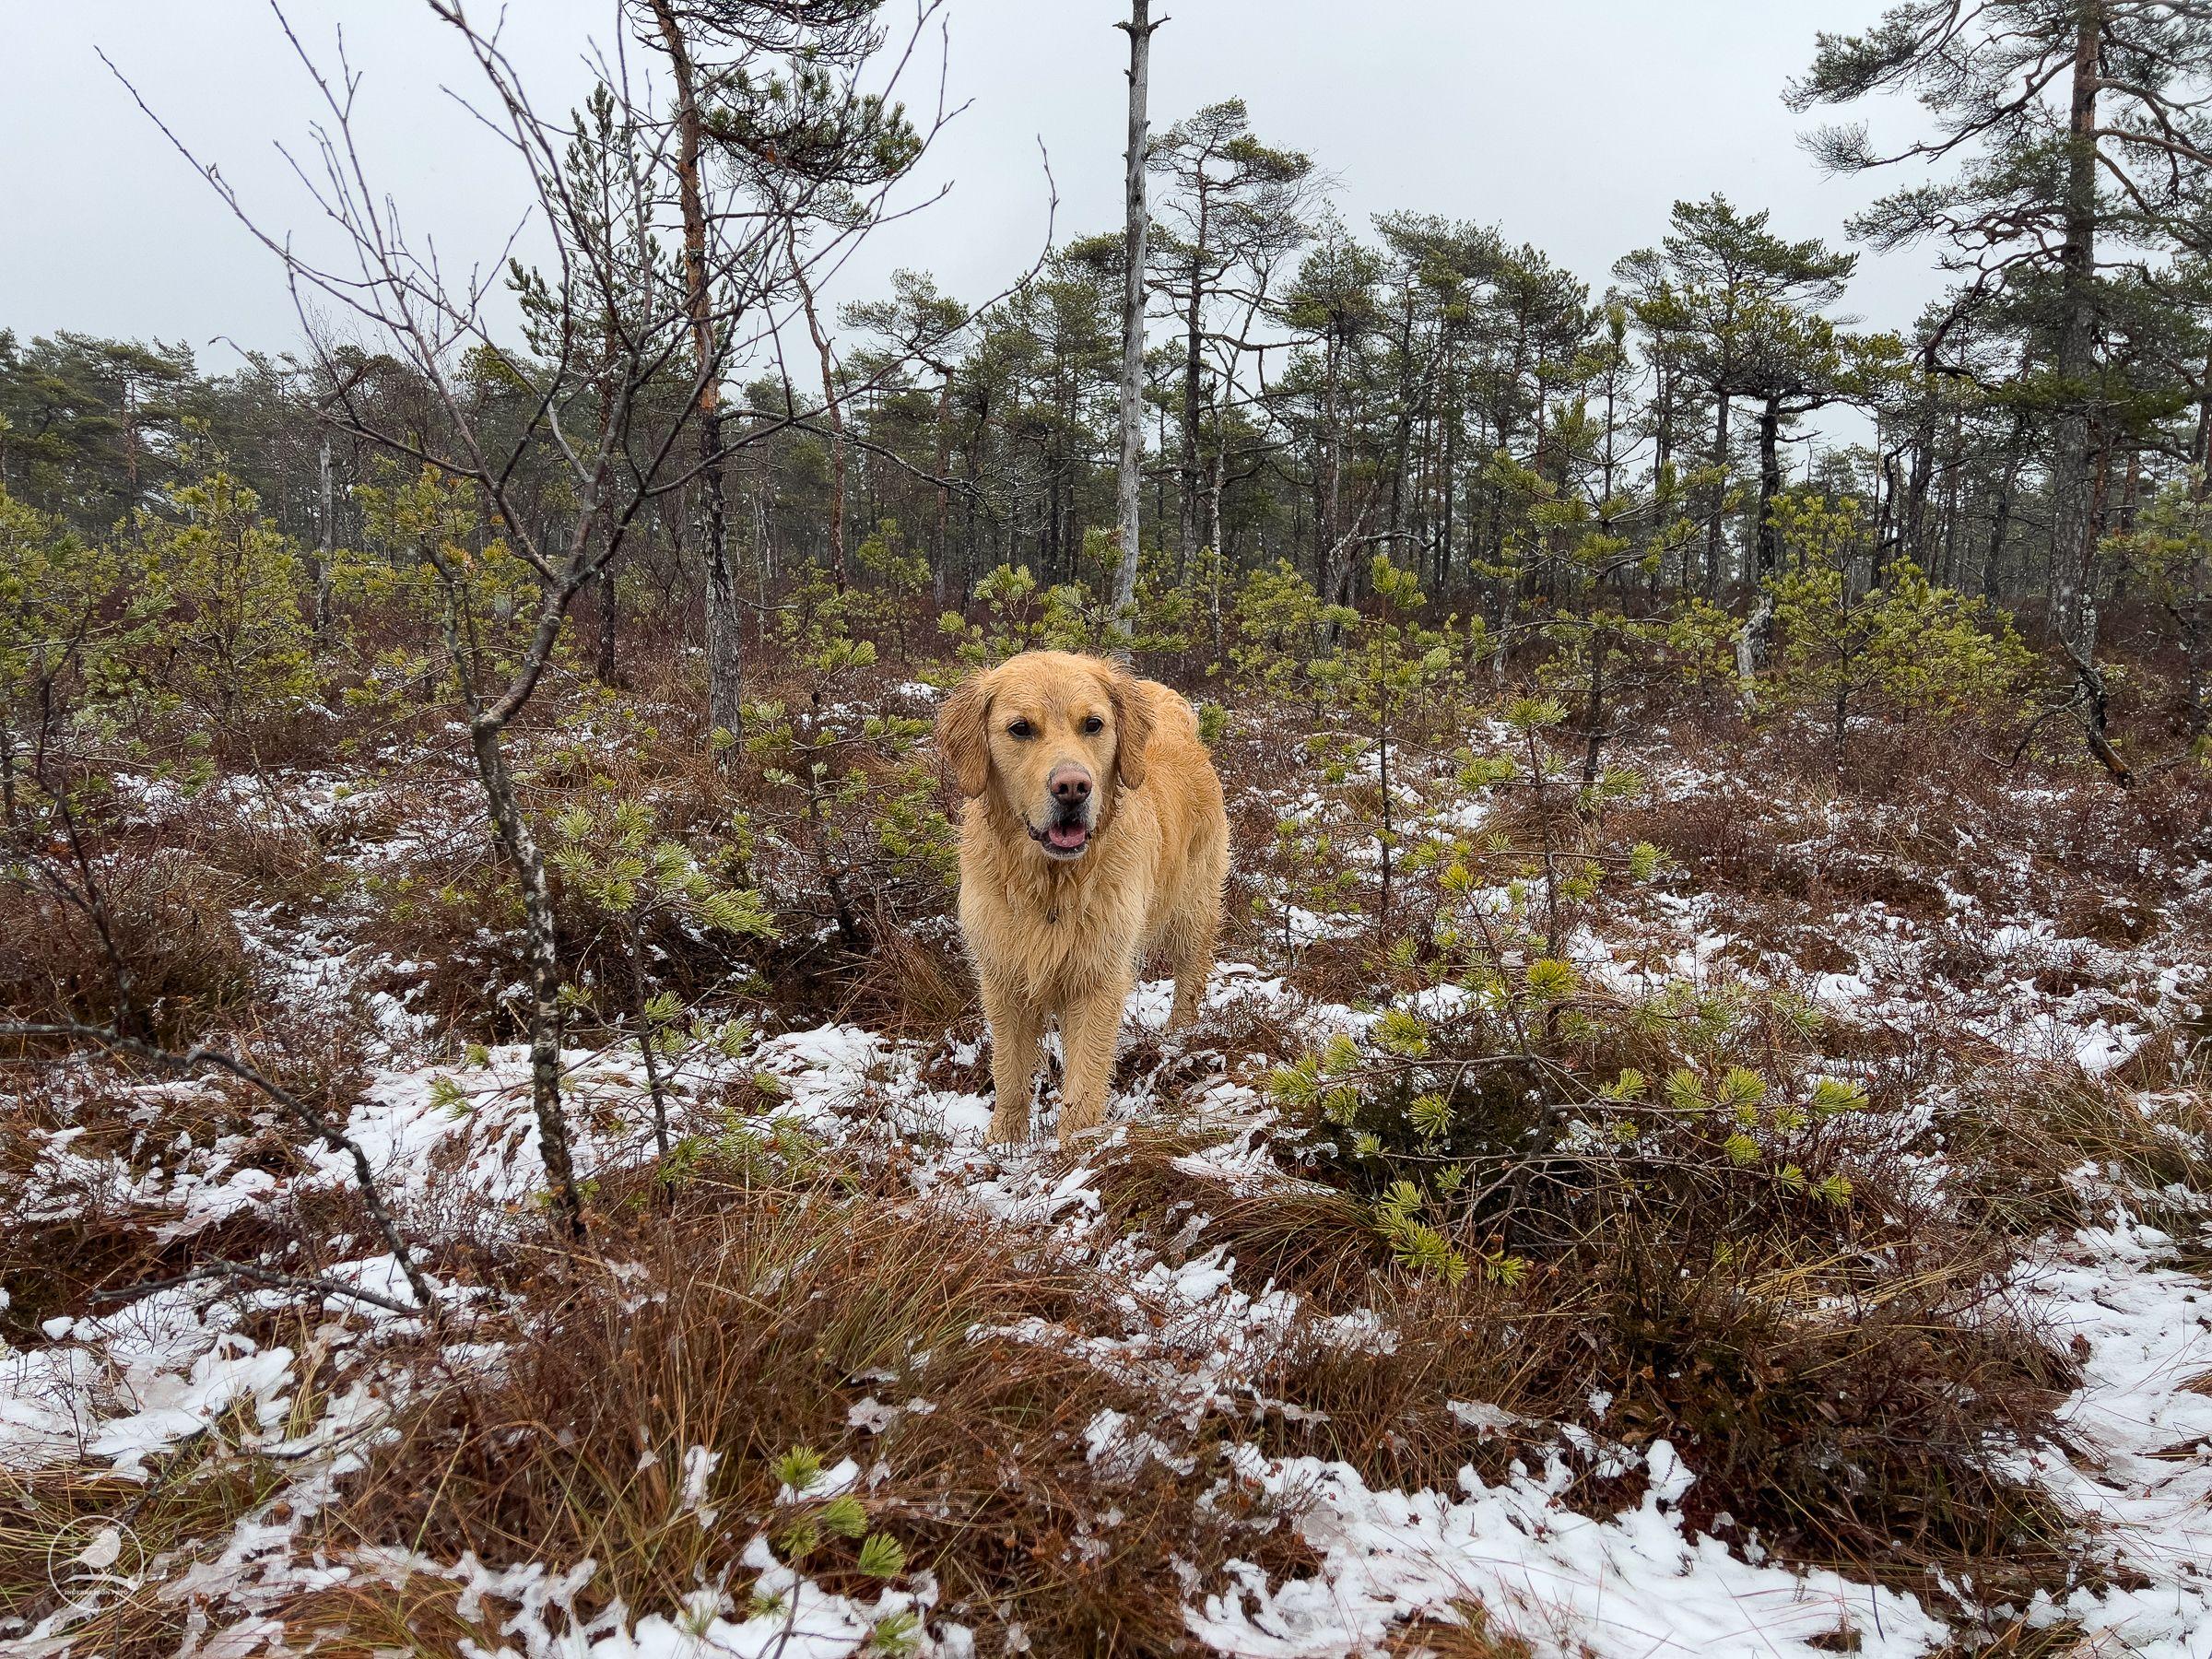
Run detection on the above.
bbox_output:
[1006,719,1034,739]
[1082,716,1105,735]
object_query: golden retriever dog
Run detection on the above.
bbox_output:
[936,651,1229,1144]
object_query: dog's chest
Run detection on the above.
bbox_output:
[1021,885,1129,974]
[965,862,1143,997]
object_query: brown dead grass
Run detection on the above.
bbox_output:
[1253,1231,2075,1583]
[1088,1123,1385,1310]
[0,850,254,1044]
[1088,1088,2081,1592]
[1932,1061,2212,1237]
[0,1312,350,1658]
[12,659,2208,1655]
[268,1171,1314,1656]
[834,916,977,1038]
[1928,1620,2094,1657]
[1384,1604,1539,1657]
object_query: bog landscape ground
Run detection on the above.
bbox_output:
[4,621,2209,1657]
[10,3,2212,1653]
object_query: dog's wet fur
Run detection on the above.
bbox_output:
[936,651,1230,1143]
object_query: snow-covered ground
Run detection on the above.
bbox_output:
[11,988,2210,1655]
[5,734,2210,1659]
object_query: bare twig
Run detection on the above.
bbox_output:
[0,1019,439,1313]
[89,1258,423,1320]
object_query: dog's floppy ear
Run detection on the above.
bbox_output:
[1107,664,1155,792]
[936,671,992,798]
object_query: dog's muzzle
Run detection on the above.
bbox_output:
[1030,806,1093,859]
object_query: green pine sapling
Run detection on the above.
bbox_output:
[549,790,774,1158]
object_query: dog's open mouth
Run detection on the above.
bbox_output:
[1030,818,1091,859]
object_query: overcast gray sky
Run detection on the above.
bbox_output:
[2,1,1931,371]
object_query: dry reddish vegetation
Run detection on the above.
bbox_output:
[4,621,2210,1657]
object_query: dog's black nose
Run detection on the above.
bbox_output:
[1051,768,1092,805]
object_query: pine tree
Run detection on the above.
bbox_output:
[1618,196,1863,598]
[1765,493,2029,771]
[1309,552,1459,926]
[135,458,316,744]
[1791,0,2212,665]
[1149,100,1313,567]
[640,0,925,756]
[0,488,149,822]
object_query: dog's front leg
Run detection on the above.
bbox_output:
[982,974,1044,1145]
[1055,975,1132,1139]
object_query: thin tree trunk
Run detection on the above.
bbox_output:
[1754,395,1783,583]
[931,371,954,614]
[314,434,335,639]
[2171,603,2210,748]
[789,225,849,592]
[1943,406,1967,584]
[594,357,621,686]
[1704,393,1731,594]
[1580,627,1611,795]
[2050,2,2103,655]
[649,0,741,752]
[620,915,675,1160]
[1208,439,1229,665]
[1322,322,1344,606]
[1440,380,1457,592]
[1739,394,1785,679]
[1985,441,2022,598]
[1651,360,1676,594]
[1376,641,1394,927]
[1108,0,1159,652]
[2066,641,2133,788]
[468,713,586,1241]
[1181,229,1206,569]
[2192,353,2212,498]
[596,567,619,684]
[1902,397,1936,567]
[1389,288,1414,546]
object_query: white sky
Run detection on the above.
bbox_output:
[2,1,1934,380]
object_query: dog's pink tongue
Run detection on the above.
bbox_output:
[1047,822,1088,850]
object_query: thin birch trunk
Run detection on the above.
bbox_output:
[314,434,335,639]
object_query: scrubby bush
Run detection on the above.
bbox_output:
[0,846,253,1042]
[132,458,317,746]
[2107,479,2212,755]
[0,487,152,818]
[749,574,959,958]
[1305,551,1465,925]
[938,560,1100,664]
[1763,494,2031,767]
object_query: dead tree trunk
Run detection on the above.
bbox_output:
[594,355,621,685]
[1738,394,1784,677]
[1108,0,1160,653]
[789,224,850,592]
[314,434,335,639]
[1703,392,1731,595]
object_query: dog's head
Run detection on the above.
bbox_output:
[936,651,1154,863]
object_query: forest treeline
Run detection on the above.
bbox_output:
[6,2,2212,784]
